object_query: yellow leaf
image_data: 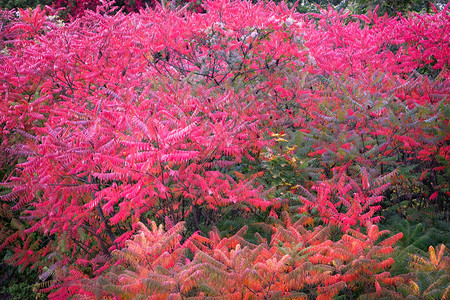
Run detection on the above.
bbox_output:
[410,281,420,295]
[429,245,437,266]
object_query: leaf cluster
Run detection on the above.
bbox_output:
[0,0,449,298]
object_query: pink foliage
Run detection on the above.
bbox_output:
[0,0,449,297]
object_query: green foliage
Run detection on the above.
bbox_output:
[0,262,46,300]
[400,244,450,299]
[377,211,450,281]
[288,0,449,15]
[383,214,449,250]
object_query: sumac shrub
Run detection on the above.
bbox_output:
[0,0,448,298]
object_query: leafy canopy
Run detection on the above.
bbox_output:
[0,0,449,298]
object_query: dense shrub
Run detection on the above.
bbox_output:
[0,0,448,298]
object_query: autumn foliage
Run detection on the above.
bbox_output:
[77,217,404,299]
[0,0,449,298]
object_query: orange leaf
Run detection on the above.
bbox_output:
[234,171,244,179]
